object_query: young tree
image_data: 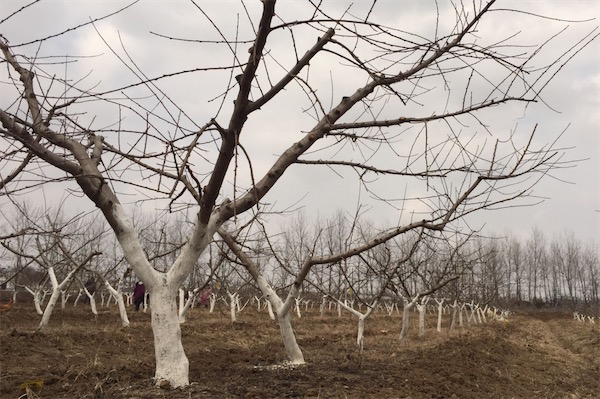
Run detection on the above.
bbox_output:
[2,210,102,329]
[0,0,596,388]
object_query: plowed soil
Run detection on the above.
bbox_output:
[1,302,598,398]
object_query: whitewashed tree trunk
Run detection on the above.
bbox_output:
[266,299,275,320]
[178,288,185,320]
[143,292,149,313]
[400,297,419,341]
[41,290,49,305]
[125,293,133,306]
[24,286,43,315]
[60,290,70,309]
[481,305,488,323]
[228,292,238,322]
[449,300,458,330]
[333,296,379,350]
[150,283,189,387]
[468,303,476,324]
[209,293,216,313]
[39,266,88,330]
[435,298,444,333]
[73,289,83,306]
[255,296,261,312]
[416,296,429,337]
[105,280,130,328]
[384,302,394,316]
[277,311,304,364]
[238,297,250,313]
[459,303,465,327]
[112,206,222,387]
[83,286,98,315]
[357,316,366,350]
[257,275,304,363]
[39,286,61,329]
[295,297,301,318]
[179,287,200,324]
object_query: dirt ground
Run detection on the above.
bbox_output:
[0,302,598,399]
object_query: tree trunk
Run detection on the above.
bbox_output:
[450,300,458,330]
[39,288,60,330]
[416,297,429,337]
[105,281,130,328]
[150,284,189,388]
[277,311,304,364]
[400,301,413,341]
[436,299,444,333]
[179,288,200,324]
[60,290,70,309]
[83,287,98,315]
[25,286,43,315]
[295,297,301,318]
[209,293,216,313]
[417,302,427,337]
[357,316,366,350]
[228,292,238,322]
[73,289,83,306]
[266,300,275,320]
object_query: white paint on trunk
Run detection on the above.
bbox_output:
[24,286,43,315]
[39,287,60,329]
[39,267,81,330]
[266,299,275,320]
[476,305,483,324]
[60,290,70,309]
[209,293,216,313]
[83,286,98,315]
[417,297,429,337]
[277,311,304,364]
[110,203,224,387]
[73,289,83,306]
[435,298,444,333]
[105,280,130,328]
[255,296,261,312]
[125,293,133,306]
[295,297,301,318]
[400,296,419,341]
[179,287,200,324]
[228,292,238,322]
[449,300,458,330]
[357,316,366,350]
[150,283,189,388]
[256,276,304,364]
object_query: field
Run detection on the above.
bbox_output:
[1,302,598,398]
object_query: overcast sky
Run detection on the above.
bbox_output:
[1,0,598,245]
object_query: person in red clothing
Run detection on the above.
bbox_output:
[199,286,212,308]
[133,281,146,311]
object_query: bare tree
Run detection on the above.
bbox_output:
[1,0,596,388]
[1,209,102,329]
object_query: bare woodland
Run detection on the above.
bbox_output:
[0,0,598,393]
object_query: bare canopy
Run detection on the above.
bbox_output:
[0,0,596,388]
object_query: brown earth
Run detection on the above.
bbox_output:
[0,302,598,398]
